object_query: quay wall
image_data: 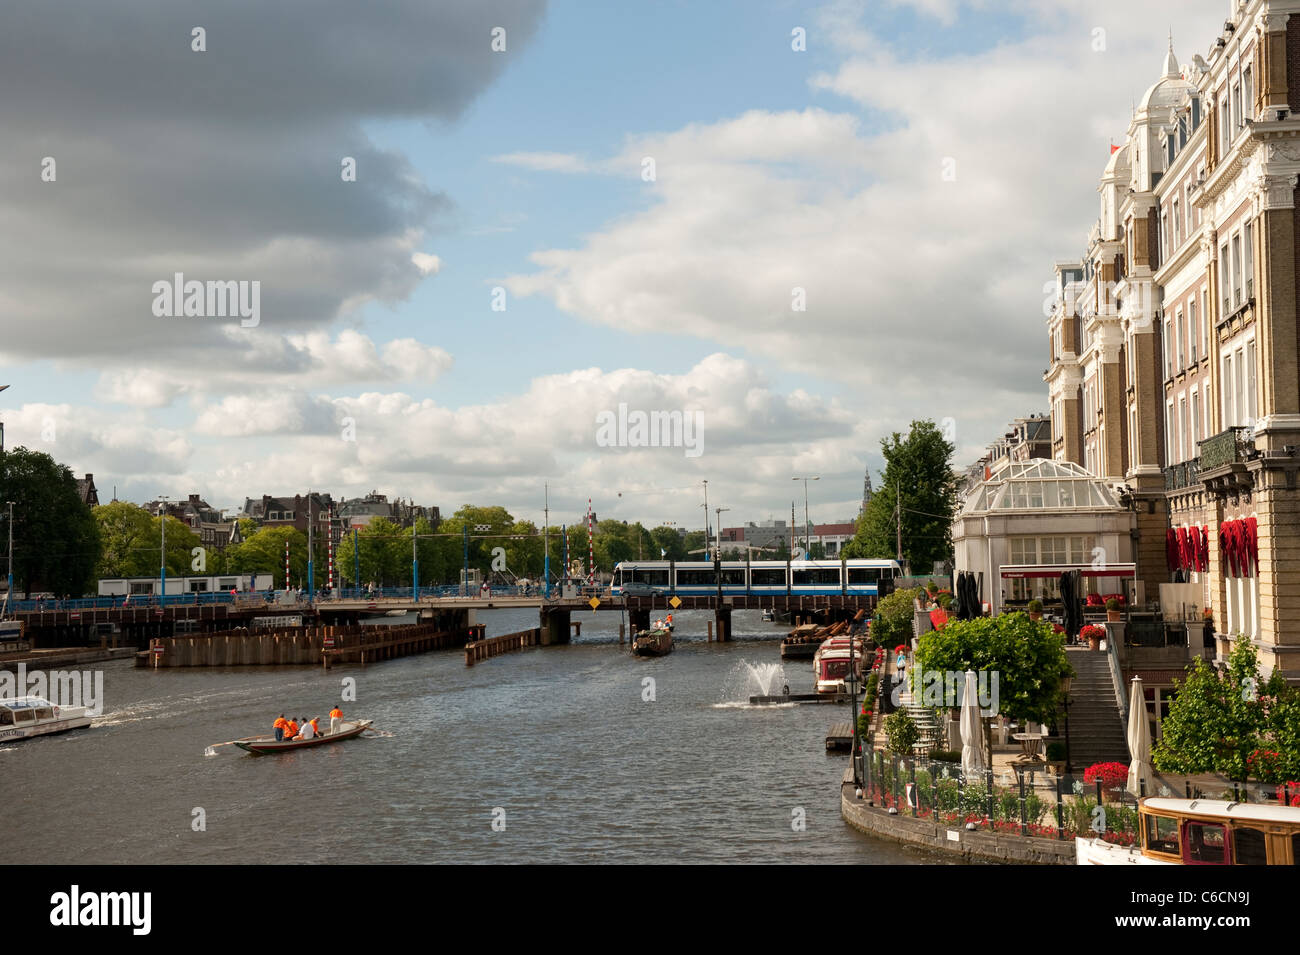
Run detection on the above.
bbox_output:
[137,622,463,667]
[840,772,1076,865]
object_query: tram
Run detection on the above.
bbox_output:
[610,559,901,597]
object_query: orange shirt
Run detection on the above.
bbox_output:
[329,708,342,719]
[273,717,287,730]
[310,718,320,734]
[285,721,298,738]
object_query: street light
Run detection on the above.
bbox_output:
[714,507,730,559]
[157,495,171,604]
[792,476,819,555]
[1,385,9,612]
[701,480,709,558]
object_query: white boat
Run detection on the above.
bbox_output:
[1076,797,1300,865]
[812,636,867,695]
[0,696,94,742]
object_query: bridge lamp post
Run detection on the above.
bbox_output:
[0,385,9,609]
[792,476,819,554]
[714,507,730,560]
[157,496,171,605]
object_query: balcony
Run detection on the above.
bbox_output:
[1163,459,1201,490]
[1198,426,1251,471]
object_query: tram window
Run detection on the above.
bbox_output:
[792,569,841,586]
[628,569,669,587]
[676,570,716,587]
[1183,822,1228,864]
[847,568,881,585]
[719,570,746,587]
[751,569,786,586]
[1144,815,1179,855]
[1232,827,1268,865]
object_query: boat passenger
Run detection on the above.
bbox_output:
[665,613,673,631]
[285,718,299,740]
[273,713,288,742]
[329,706,343,735]
[309,716,321,736]
[297,716,314,740]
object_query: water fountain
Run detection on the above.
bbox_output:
[743,661,788,697]
[714,660,793,708]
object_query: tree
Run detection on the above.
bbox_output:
[2,447,100,596]
[94,501,156,578]
[871,587,923,650]
[843,419,957,573]
[229,524,308,588]
[913,612,1073,727]
[1153,638,1296,782]
[649,526,686,561]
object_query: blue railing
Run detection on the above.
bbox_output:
[5,584,537,613]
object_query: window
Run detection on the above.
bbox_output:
[1221,96,1231,154]
[1172,199,1180,247]
[1246,340,1257,425]
[1244,219,1254,299]
[1243,67,1253,123]
[1234,827,1268,865]
[676,569,716,587]
[1233,234,1243,307]
[1010,538,1036,564]
[1203,289,1210,349]
[1189,297,1198,363]
[1176,309,1185,371]
[1163,319,1172,379]
[1191,390,1200,446]
[1236,347,1247,427]
[1233,83,1242,131]
[792,568,840,586]
[1223,353,1235,425]
[751,568,785,587]
[1184,822,1229,864]
[1145,814,1180,855]
[1166,400,1175,463]
[1220,243,1231,315]
[1161,213,1169,259]
[1179,397,1188,463]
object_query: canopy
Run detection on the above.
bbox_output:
[960,669,987,778]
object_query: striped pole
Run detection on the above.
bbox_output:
[328,537,334,590]
[284,539,290,591]
[587,498,594,584]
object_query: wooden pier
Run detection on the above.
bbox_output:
[825,721,854,752]
[464,628,541,666]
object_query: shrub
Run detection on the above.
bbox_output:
[1045,740,1067,762]
[1105,597,1120,612]
[872,588,924,649]
[1083,761,1128,791]
[885,711,919,754]
[1027,599,1043,613]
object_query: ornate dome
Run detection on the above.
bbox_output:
[1139,41,1196,112]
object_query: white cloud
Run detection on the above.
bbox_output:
[490,151,590,172]
[411,252,442,275]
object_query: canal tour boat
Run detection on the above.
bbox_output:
[0,696,94,742]
[232,720,372,756]
[812,636,866,695]
[1075,797,1300,865]
[631,627,673,657]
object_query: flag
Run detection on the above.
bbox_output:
[1110,143,1121,154]
[660,548,666,558]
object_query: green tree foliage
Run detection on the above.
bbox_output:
[229,524,309,587]
[3,447,100,596]
[885,711,919,754]
[871,587,923,650]
[649,526,686,562]
[843,419,957,573]
[913,612,1073,726]
[1153,637,1298,782]
[93,501,155,578]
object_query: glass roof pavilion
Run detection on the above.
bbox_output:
[960,459,1120,514]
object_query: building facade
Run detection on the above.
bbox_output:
[1047,3,1300,681]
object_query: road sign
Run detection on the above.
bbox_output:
[588,597,600,610]
[669,596,681,609]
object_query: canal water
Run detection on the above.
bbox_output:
[2,608,954,864]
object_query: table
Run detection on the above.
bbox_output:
[1012,732,1044,760]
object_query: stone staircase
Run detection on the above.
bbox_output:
[898,684,944,753]
[1063,647,1130,770]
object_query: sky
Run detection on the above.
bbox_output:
[0,0,1234,530]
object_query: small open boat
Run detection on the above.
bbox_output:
[632,627,673,657]
[233,720,372,756]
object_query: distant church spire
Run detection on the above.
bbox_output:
[1163,32,1179,79]
[861,469,874,516]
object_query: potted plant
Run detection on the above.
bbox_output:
[1045,740,1067,776]
[1105,597,1123,622]
[1080,623,1106,651]
[1202,607,1215,634]
[1027,598,1043,621]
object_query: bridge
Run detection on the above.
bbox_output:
[9,590,876,649]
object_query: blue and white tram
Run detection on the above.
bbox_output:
[611,558,900,597]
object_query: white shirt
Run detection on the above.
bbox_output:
[298,721,315,739]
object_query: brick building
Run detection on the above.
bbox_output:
[1046,4,1300,681]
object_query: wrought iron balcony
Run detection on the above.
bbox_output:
[1163,459,1201,490]
[1198,426,1251,472]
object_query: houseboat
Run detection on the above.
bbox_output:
[0,697,94,742]
[1076,797,1300,865]
[812,636,866,695]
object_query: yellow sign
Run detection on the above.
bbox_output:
[588,597,600,610]
[669,596,681,609]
